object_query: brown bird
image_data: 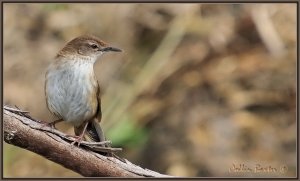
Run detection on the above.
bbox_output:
[45,35,122,145]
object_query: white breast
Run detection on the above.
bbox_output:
[45,59,98,126]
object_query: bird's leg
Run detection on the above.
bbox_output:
[71,121,89,147]
[40,119,63,129]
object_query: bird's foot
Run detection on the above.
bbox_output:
[70,135,84,147]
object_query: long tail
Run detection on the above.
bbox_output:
[74,118,106,142]
[86,118,106,142]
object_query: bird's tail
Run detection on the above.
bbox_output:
[74,118,106,142]
[86,118,106,142]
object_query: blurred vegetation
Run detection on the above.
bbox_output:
[3,3,296,177]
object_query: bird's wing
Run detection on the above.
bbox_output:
[83,80,106,142]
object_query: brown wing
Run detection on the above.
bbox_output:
[82,80,105,142]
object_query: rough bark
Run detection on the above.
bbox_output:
[3,105,171,177]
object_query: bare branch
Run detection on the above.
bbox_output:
[3,105,171,177]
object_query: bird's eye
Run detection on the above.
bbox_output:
[90,44,98,49]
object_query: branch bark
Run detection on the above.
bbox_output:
[3,105,171,177]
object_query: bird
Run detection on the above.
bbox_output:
[44,35,122,145]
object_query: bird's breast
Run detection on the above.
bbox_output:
[45,60,98,126]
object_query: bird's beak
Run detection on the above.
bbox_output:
[100,46,122,52]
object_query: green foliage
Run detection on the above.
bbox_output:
[3,144,18,176]
[42,4,69,11]
[107,118,149,148]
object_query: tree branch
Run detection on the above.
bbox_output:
[3,105,171,177]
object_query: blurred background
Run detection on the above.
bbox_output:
[3,3,297,177]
